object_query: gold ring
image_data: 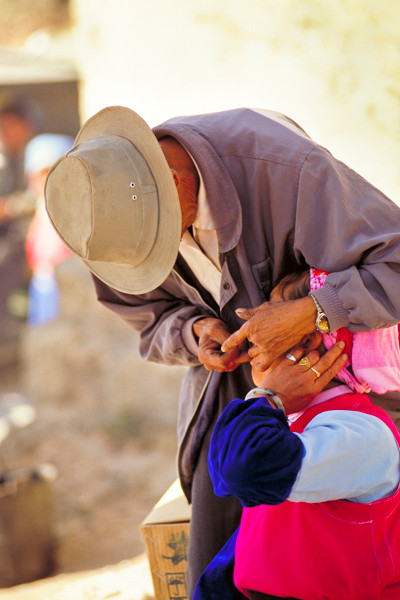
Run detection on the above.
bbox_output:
[299,357,311,368]
[311,367,321,378]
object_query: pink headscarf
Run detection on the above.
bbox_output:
[310,268,400,395]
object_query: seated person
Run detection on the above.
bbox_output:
[194,268,400,600]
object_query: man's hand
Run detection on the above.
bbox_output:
[221,296,317,371]
[256,341,347,414]
[193,317,249,372]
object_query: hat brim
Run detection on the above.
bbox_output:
[74,106,181,295]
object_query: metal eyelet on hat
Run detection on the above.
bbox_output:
[130,182,138,200]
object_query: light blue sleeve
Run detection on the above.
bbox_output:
[289,410,400,503]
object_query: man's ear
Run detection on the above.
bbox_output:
[170,168,180,188]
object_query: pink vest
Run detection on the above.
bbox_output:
[234,393,400,600]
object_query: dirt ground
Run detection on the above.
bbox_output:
[0,256,187,583]
[0,553,155,600]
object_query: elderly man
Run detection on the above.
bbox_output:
[44,106,400,599]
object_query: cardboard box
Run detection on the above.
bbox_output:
[140,479,191,600]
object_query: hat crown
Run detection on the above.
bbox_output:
[46,134,159,268]
[44,105,181,294]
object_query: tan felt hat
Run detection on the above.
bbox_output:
[44,106,181,294]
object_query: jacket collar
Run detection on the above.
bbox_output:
[153,120,242,254]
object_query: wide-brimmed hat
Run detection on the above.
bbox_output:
[44,106,181,294]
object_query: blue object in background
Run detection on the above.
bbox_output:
[27,269,59,327]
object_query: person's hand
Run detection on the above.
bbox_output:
[193,317,250,372]
[221,296,316,371]
[255,341,347,414]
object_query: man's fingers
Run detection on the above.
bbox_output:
[235,349,251,364]
[249,353,275,372]
[194,317,231,346]
[199,349,230,372]
[195,315,250,369]
[199,344,248,372]
[221,327,248,353]
[229,305,268,350]
[235,307,258,320]
[247,344,261,359]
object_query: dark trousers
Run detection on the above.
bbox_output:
[187,414,244,600]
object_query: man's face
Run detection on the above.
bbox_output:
[158,137,198,237]
[0,113,33,156]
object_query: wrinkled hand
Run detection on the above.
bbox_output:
[221,296,316,371]
[256,341,347,414]
[193,317,250,372]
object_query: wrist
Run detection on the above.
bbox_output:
[185,317,207,355]
[297,295,318,333]
[244,387,286,414]
[193,316,218,337]
[309,293,331,334]
[193,317,210,339]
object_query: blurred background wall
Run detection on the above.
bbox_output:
[71,0,400,202]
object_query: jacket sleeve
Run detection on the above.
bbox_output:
[93,275,216,367]
[294,146,400,332]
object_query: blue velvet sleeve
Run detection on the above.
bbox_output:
[208,397,305,507]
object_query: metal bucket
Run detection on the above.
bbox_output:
[0,464,57,587]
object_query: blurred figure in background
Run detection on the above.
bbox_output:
[0,99,36,196]
[24,134,73,327]
[0,99,38,368]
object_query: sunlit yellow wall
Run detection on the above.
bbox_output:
[70,0,400,202]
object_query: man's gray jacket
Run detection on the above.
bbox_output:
[93,108,400,500]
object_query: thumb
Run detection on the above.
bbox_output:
[235,307,255,321]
